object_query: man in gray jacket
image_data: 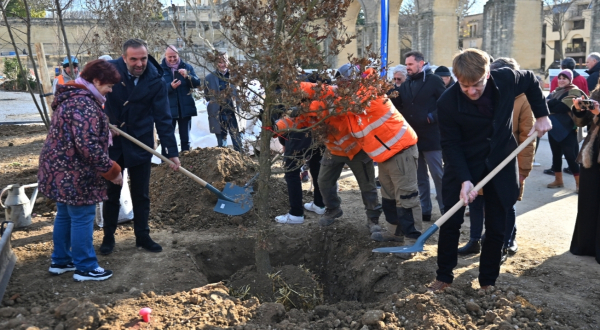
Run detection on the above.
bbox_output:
[204,53,242,152]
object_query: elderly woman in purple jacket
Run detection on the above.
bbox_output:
[38,60,122,282]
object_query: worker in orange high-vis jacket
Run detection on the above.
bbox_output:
[343,66,422,241]
[278,79,383,232]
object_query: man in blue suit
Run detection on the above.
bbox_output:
[101,39,180,255]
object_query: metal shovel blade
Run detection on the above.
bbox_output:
[213,183,253,216]
[372,224,439,254]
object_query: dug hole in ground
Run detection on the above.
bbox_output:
[0,120,599,329]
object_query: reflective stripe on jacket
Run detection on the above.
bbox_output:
[347,96,418,163]
[295,82,362,159]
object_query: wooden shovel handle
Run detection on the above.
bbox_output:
[433,133,538,228]
[109,124,209,188]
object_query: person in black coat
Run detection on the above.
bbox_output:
[429,48,552,292]
[586,53,600,92]
[161,45,202,153]
[434,66,455,89]
[393,51,446,222]
[101,39,181,255]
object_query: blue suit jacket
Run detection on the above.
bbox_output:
[104,55,178,168]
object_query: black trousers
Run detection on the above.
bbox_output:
[174,117,192,152]
[284,148,324,216]
[437,182,508,286]
[103,156,151,239]
[549,130,580,175]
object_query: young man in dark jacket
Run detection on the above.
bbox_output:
[429,48,552,292]
[161,45,202,153]
[394,51,446,222]
[101,39,181,255]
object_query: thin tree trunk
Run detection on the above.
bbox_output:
[54,0,75,77]
[0,7,50,128]
[255,101,273,278]
[23,0,51,126]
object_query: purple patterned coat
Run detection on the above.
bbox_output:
[38,84,117,205]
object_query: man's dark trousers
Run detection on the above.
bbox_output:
[437,181,507,286]
[102,155,151,239]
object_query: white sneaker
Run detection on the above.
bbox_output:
[532,162,541,167]
[275,213,304,224]
[304,202,326,215]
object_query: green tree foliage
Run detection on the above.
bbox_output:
[4,0,47,18]
[2,57,37,91]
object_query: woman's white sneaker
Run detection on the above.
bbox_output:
[275,213,304,224]
[303,202,326,215]
[73,267,113,282]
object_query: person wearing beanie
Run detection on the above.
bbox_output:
[550,57,589,94]
[434,66,455,88]
[545,69,585,192]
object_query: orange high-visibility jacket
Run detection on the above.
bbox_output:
[276,82,362,159]
[347,94,418,163]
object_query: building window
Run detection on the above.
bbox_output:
[469,24,477,38]
[542,24,547,38]
[552,14,560,31]
[573,20,584,30]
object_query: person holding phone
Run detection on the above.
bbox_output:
[161,45,202,154]
[570,84,600,264]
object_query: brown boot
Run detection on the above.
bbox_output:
[575,175,580,194]
[547,172,564,188]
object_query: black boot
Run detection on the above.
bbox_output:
[457,239,481,255]
[99,235,115,255]
[136,236,163,253]
[422,214,432,222]
[397,207,421,239]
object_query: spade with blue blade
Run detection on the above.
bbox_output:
[110,125,253,216]
[373,133,538,254]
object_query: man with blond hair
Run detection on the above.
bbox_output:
[429,48,552,292]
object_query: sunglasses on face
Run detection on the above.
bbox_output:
[393,78,403,81]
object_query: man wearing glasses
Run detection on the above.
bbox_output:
[429,48,552,292]
[393,51,447,224]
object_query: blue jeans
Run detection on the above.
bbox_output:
[52,203,99,272]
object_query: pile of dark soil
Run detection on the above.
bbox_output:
[149,147,290,230]
[0,282,571,330]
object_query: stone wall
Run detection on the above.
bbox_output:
[482,0,542,70]
[482,0,516,59]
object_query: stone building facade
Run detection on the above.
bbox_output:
[542,0,594,70]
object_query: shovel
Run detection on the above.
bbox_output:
[109,125,253,216]
[373,133,538,254]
